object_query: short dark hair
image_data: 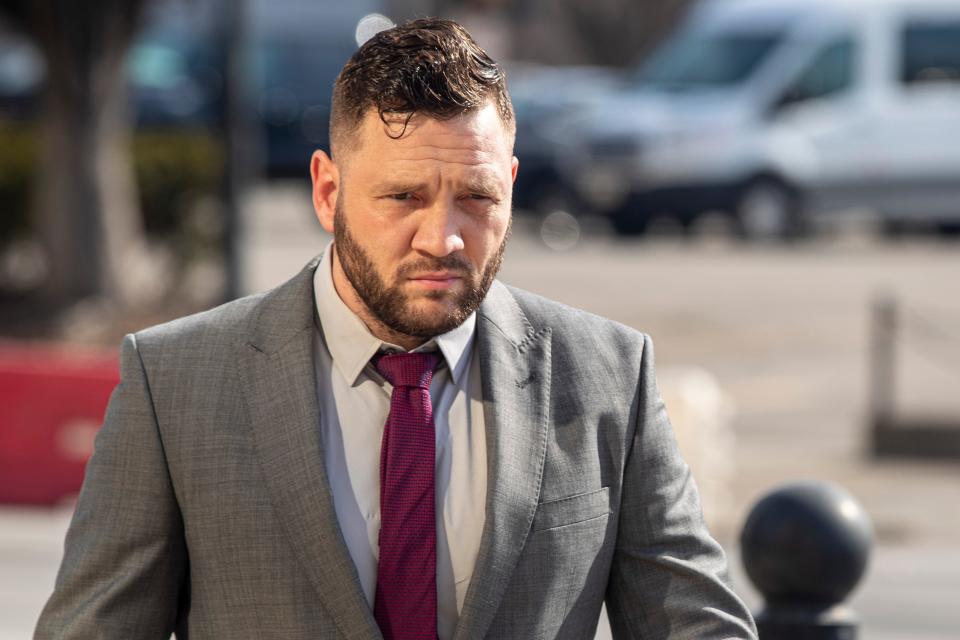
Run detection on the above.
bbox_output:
[329,18,514,156]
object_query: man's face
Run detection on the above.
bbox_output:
[311,102,518,345]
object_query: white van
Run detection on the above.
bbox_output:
[562,0,960,237]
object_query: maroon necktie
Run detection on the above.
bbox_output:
[374,352,440,640]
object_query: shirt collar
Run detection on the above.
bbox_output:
[314,241,476,387]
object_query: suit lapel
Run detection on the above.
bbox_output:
[237,257,381,640]
[454,282,552,640]
[236,266,550,640]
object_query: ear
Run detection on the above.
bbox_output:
[311,150,339,234]
[511,156,519,183]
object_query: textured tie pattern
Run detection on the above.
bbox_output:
[374,352,440,640]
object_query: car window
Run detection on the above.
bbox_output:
[129,42,194,91]
[0,38,43,96]
[250,38,351,99]
[901,21,960,85]
[778,37,855,106]
[634,29,785,90]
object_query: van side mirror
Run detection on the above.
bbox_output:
[766,88,806,119]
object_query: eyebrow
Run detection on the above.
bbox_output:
[371,173,505,197]
[463,174,504,196]
[371,180,427,194]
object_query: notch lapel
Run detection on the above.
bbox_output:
[454,282,552,640]
[237,258,381,640]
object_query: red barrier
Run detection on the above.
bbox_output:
[0,342,118,505]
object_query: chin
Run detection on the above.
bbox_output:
[422,289,456,301]
[407,296,458,318]
[402,299,465,327]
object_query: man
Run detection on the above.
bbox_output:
[37,18,757,640]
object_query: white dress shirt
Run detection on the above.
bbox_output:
[312,245,487,639]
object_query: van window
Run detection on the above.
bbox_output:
[902,22,960,85]
[779,38,854,106]
[634,29,785,90]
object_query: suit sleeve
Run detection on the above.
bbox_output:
[605,335,757,639]
[35,334,187,640]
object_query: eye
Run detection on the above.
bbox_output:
[464,192,500,204]
[390,192,414,201]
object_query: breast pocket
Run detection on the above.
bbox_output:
[491,487,613,636]
[531,486,610,532]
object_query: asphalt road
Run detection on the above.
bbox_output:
[4,185,958,638]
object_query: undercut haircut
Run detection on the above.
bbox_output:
[329,17,515,157]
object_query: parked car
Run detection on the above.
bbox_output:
[561,0,960,237]
[0,0,382,178]
[245,0,382,177]
[507,63,622,218]
[0,32,42,120]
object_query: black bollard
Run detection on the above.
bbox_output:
[740,481,873,640]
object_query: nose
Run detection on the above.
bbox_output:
[410,199,465,257]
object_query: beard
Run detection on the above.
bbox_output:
[333,200,510,339]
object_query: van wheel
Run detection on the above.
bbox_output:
[735,178,802,241]
[533,185,577,219]
[882,219,908,238]
[610,207,650,236]
[936,221,960,238]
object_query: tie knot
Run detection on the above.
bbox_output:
[374,351,440,389]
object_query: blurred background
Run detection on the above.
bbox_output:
[1,0,959,638]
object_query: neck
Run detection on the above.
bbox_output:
[330,246,426,351]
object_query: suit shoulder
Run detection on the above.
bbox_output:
[501,285,653,391]
[129,256,319,367]
[132,290,267,353]
[504,284,648,347]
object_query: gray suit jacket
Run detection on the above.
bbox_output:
[36,256,757,639]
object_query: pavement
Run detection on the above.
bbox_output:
[3,183,959,638]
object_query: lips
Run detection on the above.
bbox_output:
[411,271,462,280]
[407,271,465,290]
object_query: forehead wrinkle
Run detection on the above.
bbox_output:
[371,165,503,190]
[373,161,507,196]
[393,135,502,157]
[354,105,514,179]
[464,172,503,191]
[371,114,510,156]
[380,146,505,171]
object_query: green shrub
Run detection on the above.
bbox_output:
[0,124,39,246]
[133,129,223,237]
[0,124,224,251]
